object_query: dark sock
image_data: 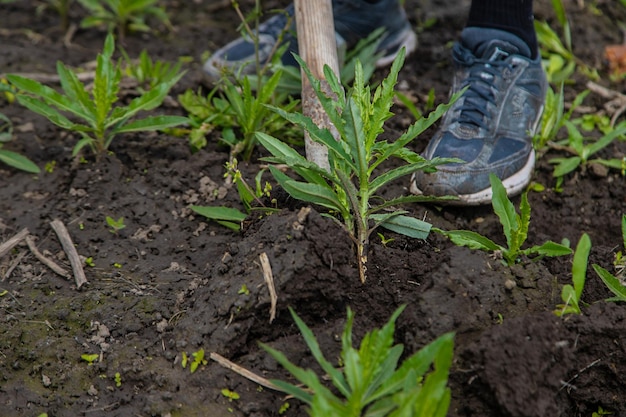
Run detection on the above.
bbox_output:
[466,0,538,58]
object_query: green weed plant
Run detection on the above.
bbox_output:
[257,50,459,282]
[262,306,454,417]
[535,0,597,83]
[8,34,187,158]
[179,72,300,158]
[122,49,184,93]
[77,0,171,40]
[36,0,74,31]
[191,159,278,231]
[436,174,572,266]
[549,120,626,179]
[555,233,591,316]
[533,85,587,155]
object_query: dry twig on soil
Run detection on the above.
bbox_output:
[260,252,278,323]
[50,219,88,289]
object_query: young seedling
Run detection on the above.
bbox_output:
[77,0,172,40]
[549,120,626,179]
[191,159,278,231]
[592,215,626,302]
[179,71,300,160]
[555,233,591,316]
[106,216,126,234]
[257,50,459,282]
[535,0,597,83]
[114,372,122,387]
[181,349,208,374]
[435,174,572,266]
[221,388,240,402]
[36,0,74,32]
[81,353,99,365]
[533,85,588,157]
[7,33,187,158]
[261,306,454,417]
[0,111,40,173]
[122,48,184,93]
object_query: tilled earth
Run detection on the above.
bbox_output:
[1,1,626,416]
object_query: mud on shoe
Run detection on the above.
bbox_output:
[410,27,547,205]
[203,0,417,81]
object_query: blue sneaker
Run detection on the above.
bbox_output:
[203,0,417,81]
[410,28,547,205]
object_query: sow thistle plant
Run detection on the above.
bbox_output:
[7,33,188,158]
[435,174,572,266]
[261,306,454,417]
[257,50,459,283]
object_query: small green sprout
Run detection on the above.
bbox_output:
[181,349,208,373]
[0,289,8,297]
[221,388,240,402]
[106,216,126,234]
[377,232,395,246]
[238,285,250,295]
[278,401,290,414]
[555,233,591,316]
[114,372,122,387]
[592,406,613,416]
[85,257,95,267]
[44,160,56,173]
[81,353,99,365]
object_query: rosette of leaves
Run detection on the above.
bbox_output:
[8,33,187,158]
[256,49,459,282]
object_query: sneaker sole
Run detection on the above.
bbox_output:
[409,149,536,206]
[375,29,418,68]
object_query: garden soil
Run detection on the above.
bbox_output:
[1,0,626,416]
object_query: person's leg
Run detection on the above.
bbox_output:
[411,0,547,205]
[203,0,416,81]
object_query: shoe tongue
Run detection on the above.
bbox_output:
[461,27,532,60]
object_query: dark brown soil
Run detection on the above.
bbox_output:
[1,1,626,416]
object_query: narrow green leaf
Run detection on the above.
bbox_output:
[112,115,188,134]
[489,173,518,250]
[526,240,573,257]
[15,95,77,129]
[435,229,502,252]
[370,214,431,240]
[289,308,350,397]
[281,179,344,213]
[592,264,626,302]
[572,233,591,301]
[551,156,581,177]
[190,205,247,222]
[0,150,40,173]
[343,98,368,183]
